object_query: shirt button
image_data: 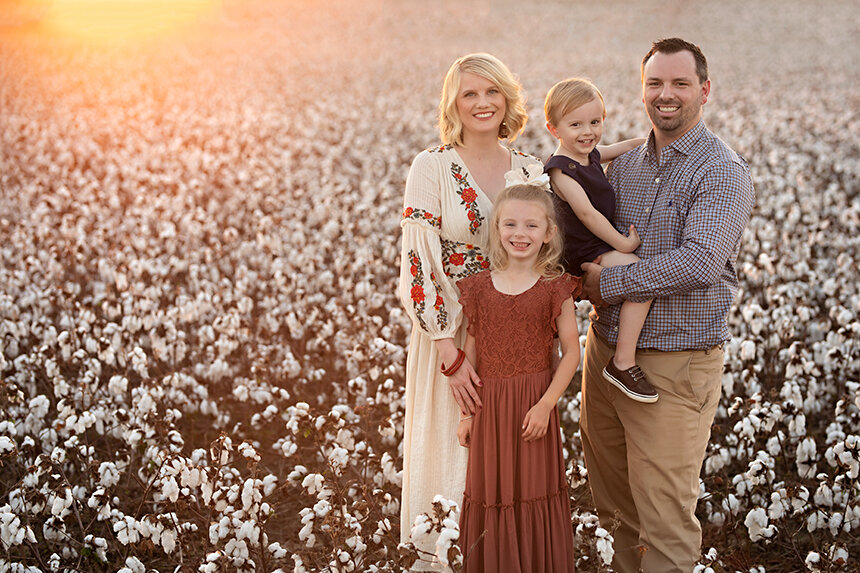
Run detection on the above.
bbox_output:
[655,177,661,183]
[568,162,577,170]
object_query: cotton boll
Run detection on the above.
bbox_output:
[740,341,756,362]
[301,473,324,495]
[805,551,821,571]
[434,518,460,567]
[744,507,776,542]
[829,544,849,566]
[162,476,180,503]
[796,437,818,478]
[807,510,829,533]
[0,436,16,455]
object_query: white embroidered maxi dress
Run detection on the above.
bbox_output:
[398,143,540,567]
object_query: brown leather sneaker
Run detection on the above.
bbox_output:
[602,356,659,403]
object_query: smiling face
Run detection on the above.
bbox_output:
[496,198,554,265]
[455,72,507,142]
[548,97,604,164]
[642,50,710,145]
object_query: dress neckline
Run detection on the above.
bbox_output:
[452,146,514,205]
[489,271,541,296]
[548,151,592,168]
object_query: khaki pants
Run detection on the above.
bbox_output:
[580,325,723,573]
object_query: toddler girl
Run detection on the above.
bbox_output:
[457,173,579,572]
[544,77,657,403]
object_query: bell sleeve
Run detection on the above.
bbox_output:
[398,151,464,340]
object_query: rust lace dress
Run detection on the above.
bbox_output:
[457,270,580,573]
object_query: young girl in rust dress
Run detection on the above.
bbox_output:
[457,171,580,572]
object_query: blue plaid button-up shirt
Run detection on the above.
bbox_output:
[596,120,755,351]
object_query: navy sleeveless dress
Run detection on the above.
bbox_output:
[544,149,616,276]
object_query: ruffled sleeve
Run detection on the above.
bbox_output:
[550,274,582,334]
[456,272,483,337]
[398,150,464,339]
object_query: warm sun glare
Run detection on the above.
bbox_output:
[37,0,221,43]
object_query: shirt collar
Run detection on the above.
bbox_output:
[645,119,706,158]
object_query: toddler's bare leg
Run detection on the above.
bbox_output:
[615,300,651,369]
[594,251,652,370]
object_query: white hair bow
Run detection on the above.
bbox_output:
[503,163,551,191]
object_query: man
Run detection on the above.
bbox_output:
[580,38,755,572]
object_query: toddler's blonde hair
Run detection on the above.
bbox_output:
[544,77,605,127]
[488,184,564,279]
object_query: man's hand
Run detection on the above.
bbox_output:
[580,261,605,307]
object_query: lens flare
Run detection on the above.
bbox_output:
[38,0,221,43]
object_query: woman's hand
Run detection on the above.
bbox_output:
[437,339,482,415]
[457,418,472,447]
[447,359,483,415]
[522,402,552,442]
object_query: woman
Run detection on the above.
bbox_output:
[398,52,540,569]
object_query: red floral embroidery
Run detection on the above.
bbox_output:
[429,144,453,154]
[461,187,477,203]
[411,285,425,303]
[441,239,493,279]
[402,207,441,229]
[429,274,448,330]
[451,163,484,234]
[407,249,429,331]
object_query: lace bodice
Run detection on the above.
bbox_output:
[458,271,581,378]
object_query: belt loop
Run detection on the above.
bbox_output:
[705,343,725,355]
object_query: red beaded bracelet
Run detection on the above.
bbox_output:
[440,348,466,376]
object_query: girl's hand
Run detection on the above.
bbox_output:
[457,418,472,448]
[522,402,552,441]
[619,225,641,253]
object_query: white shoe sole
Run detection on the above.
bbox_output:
[602,368,659,403]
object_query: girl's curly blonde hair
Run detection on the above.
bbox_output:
[488,183,564,279]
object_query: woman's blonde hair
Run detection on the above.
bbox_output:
[488,184,564,279]
[544,77,605,126]
[438,53,528,146]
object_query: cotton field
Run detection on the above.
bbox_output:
[0,0,858,571]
